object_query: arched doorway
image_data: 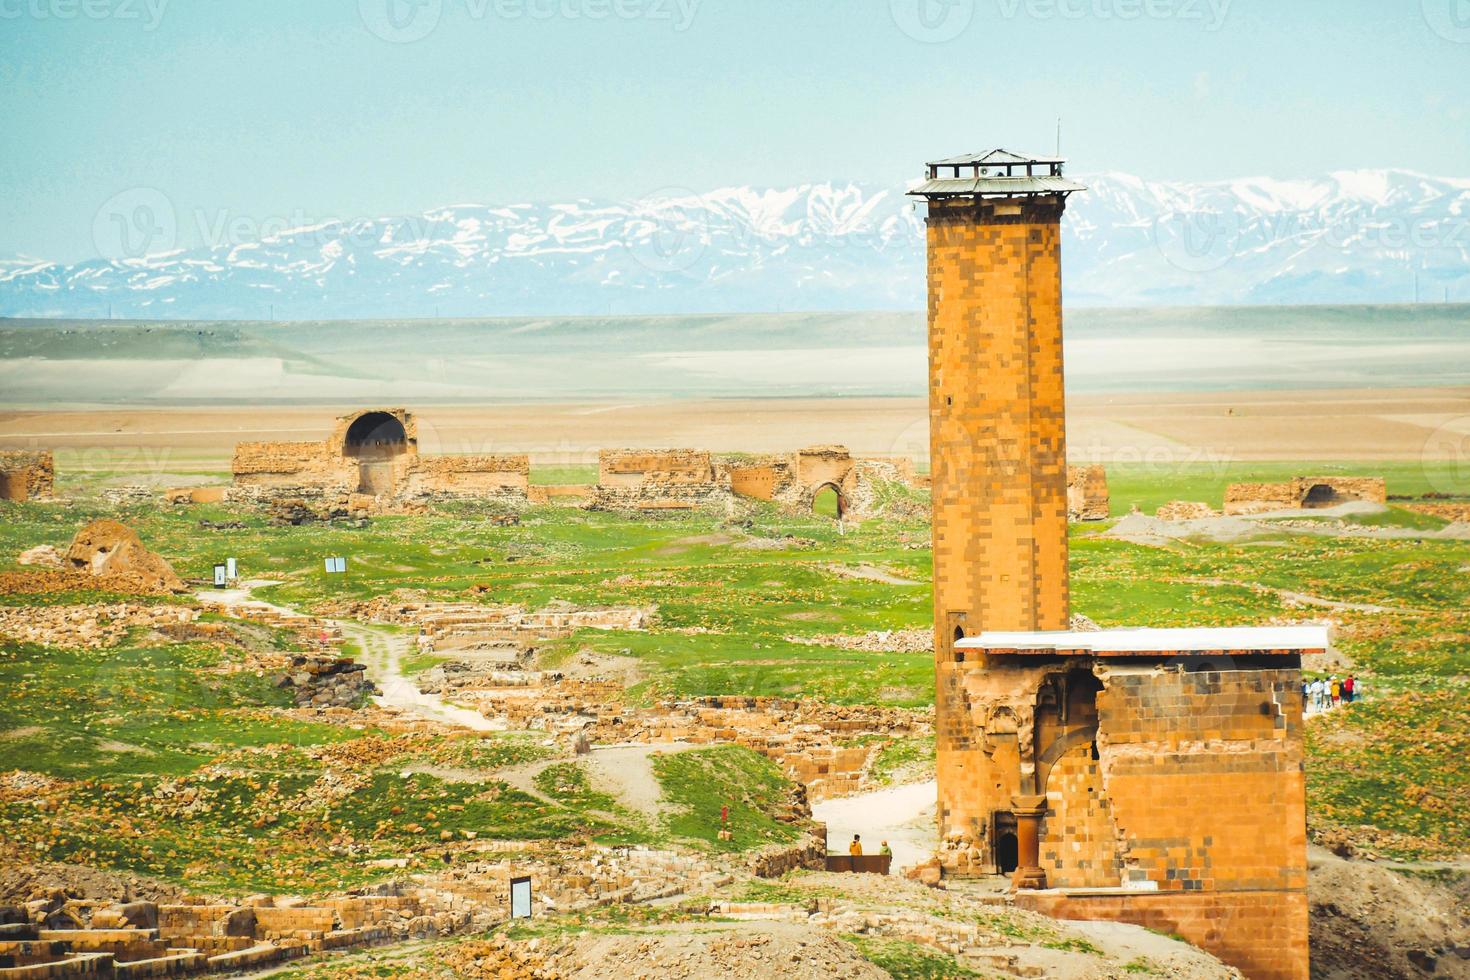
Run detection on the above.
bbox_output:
[812,483,845,519]
[343,412,409,495]
[1302,484,1339,508]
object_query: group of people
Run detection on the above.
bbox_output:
[849,834,891,858]
[1303,674,1358,712]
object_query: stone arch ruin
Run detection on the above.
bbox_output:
[230,407,529,514]
[811,482,846,519]
[1224,475,1386,514]
[339,410,413,495]
[342,411,410,457]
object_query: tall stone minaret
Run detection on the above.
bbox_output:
[909,149,1085,866]
[909,148,1084,659]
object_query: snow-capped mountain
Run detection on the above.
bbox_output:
[2,170,1467,319]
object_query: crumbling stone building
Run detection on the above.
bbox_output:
[231,409,529,511]
[1066,464,1109,521]
[591,445,919,516]
[1223,476,1387,515]
[912,148,1311,980]
[0,450,54,502]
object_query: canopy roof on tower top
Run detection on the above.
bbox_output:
[908,147,1085,200]
[926,148,1064,168]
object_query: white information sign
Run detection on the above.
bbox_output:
[510,877,532,920]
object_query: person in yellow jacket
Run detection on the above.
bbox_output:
[849,834,863,857]
[1330,676,1342,705]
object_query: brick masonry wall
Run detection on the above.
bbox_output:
[0,450,56,501]
[1086,665,1309,980]
[1038,746,1122,888]
[926,196,1072,660]
[1017,889,1309,980]
[598,449,715,486]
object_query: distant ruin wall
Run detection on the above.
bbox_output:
[795,445,855,491]
[598,449,715,487]
[0,450,54,501]
[1224,476,1387,515]
[592,449,725,510]
[403,455,530,499]
[232,441,342,483]
[1066,465,1109,521]
[230,410,530,509]
[726,463,789,502]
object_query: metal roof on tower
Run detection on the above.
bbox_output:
[908,147,1085,200]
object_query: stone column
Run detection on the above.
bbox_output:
[1011,795,1048,889]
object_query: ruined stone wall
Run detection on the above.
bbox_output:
[402,455,530,499]
[1224,476,1387,514]
[725,462,792,502]
[926,195,1071,665]
[1038,745,1123,888]
[1295,476,1386,506]
[795,445,854,491]
[1017,890,1307,980]
[231,441,348,487]
[1066,464,1109,521]
[592,449,726,510]
[598,449,714,487]
[0,450,55,501]
[1072,664,1309,980]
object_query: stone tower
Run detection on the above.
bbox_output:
[909,149,1311,980]
[913,149,1082,656]
[909,151,1085,882]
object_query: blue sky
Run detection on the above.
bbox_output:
[2,0,1467,261]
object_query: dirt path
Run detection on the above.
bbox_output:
[498,743,699,814]
[812,779,937,872]
[196,579,501,732]
[826,563,921,586]
[338,620,503,732]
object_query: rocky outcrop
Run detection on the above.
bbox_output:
[64,519,185,594]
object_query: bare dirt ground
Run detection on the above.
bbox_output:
[1308,845,1470,979]
[2,386,1466,473]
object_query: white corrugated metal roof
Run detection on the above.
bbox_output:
[907,175,1086,198]
[958,625,1331,654]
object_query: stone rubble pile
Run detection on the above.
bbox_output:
[272,654,378,708]
[785,629,931,653]
[0,603,195,649]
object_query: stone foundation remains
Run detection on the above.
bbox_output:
[1223,476,1387,515]
[0,451,55,502]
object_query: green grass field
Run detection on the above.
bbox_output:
[2,458,1468,891]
